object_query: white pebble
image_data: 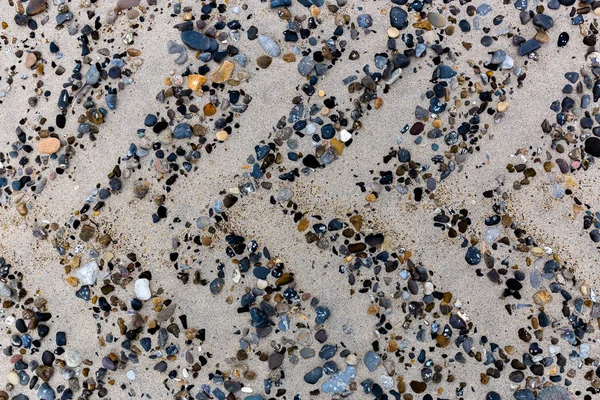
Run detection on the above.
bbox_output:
[134,278,151,301]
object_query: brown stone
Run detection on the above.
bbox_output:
[26,0,47,16]
[256,55,272,69]
[25,52,37,68]
[79,225,96,242]
[210,61,234,83]
[38,137,60,154]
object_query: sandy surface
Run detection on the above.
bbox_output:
[1,1,600,399]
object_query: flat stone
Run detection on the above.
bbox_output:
[38,138,60,154]
[117,0,140,9]
[26,0,47,16]
[257,35,281,57]
[210,61,234,83]
[181,30,211,51]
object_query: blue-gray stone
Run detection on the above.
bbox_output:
[315,306,330,324]
[209,278,224,294]
[304,367,323,384]
[465,246,481,265]
[518,39,541,56]
[258,35,280,57]
[390,7,408,30]
[105,94,117,110]
[298,56,315,76]
[319,344,337,360]
[476,5,492,16]
[357,14,373,28]
[513,389,535,400]
[322,365,356,393]
[38,382,55,400]
[537,386,571,400]
[173,123,192,139]
[433,64,456,79]
[514,0,528,11]
[181,31,211,51]
[532,14,554,30]
[364,351,381,371]
[270,0,291,7]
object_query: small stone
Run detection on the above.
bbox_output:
[25,52,38,69]
[428,12,446,28]
[38,138,60,154]
[188,75,206,90]
[216,130,229,141]
[304,367,323,384]
[134,278,151,300]
[364,351,381,371]
[210,61,234,83]
[257,55,273,69]
[533,289,553,305]
[75,261,99,286]
[26,0,47,16]
[257,35,281,57]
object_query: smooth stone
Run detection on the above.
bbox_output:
[117,0,140,8]
[427,12,446,28]
[304,367,323,384]
[322,365,356,393]
[584,137,600,157]
[518,39,541,56]
[390,7,408,30]
[364,351,381,371]
[465,246,481,265]
[173,123,192,139]
[537,387,572,400]
[181,31,211,51]
[258,35,281,57]
[26,0,47,16]
[38,138,60,154]
[134,278,151,300]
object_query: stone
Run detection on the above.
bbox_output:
[38,138,60,154]
[75,261,99,286]
[117,0,140,9]
[304,367,323,384]
[181,31,211,51]
[257,35,281,57]
[25,53,38,69]
[26,0,47,16]
[173,123,192,139]
[364,351,381,371]
[65,349,82,367]
[390,7,408,30]
[210,61,234,83]
[188,75,206,90]
[322,365,356,393]
[537,387,571,400]
[584,137,600,157]
[427,12,446,28]
[134,278,151,300]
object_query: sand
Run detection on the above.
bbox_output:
[0,1,599,399]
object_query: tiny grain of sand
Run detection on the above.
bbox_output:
[1,1,600,400]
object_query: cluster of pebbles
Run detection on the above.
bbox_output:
[2,1,600,400]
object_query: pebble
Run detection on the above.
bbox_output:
[364,351,381,371]
[134,278,151,300]
[38,138,61,154]
[75,261,99,285]
[257,35,281,57]
[390,7,408,30]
